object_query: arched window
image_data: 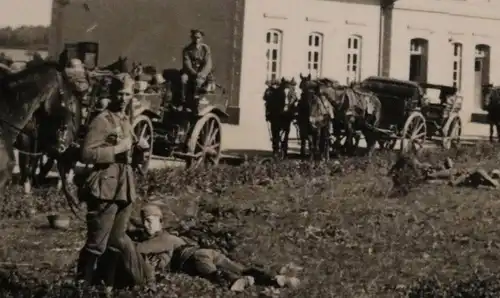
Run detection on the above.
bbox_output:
[452,43,463,90]
[474,44,491,109]
[307,32,323,78]
[346,35,362,84]
[409,38,428,83]
[265,29,283,81]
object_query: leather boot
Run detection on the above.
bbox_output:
[76,249,99,284]
[102,251,121,288]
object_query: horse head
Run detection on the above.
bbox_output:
[264,77,298,116]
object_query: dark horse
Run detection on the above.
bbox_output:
[263,78,299,159]
[297,74,334,161]
[299,74,382,157]
[0,61,81,195]
[482,84,500,142]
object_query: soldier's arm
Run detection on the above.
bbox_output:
[81,116,115,164]
[182,48,197,76]
[199,45,213,78]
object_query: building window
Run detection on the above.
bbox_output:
[265,29,283,81]
[474,44,491,110]
[307,32,323,78]
[346,35,362,84]
[452,43,462,90]
[409,38,428,83]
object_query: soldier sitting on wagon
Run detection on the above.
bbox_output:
[96,204,301,292]
[180,29,214,112]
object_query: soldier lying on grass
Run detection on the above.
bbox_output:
[95,204,300,292]
[389,155,500,190]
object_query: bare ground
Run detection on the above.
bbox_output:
[2,143,500,297]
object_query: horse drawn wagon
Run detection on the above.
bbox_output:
[360,76,462,152]
[420,83,462,149]
[64,41,228,172]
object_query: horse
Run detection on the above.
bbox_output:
[297,75,334,161]
[0,61,82,198]
[299,74,382,157]
[263,77,299,159]
[482,84,500,142]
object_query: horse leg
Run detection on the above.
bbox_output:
[0,144,15,190]
[490,120,495,142]
[281,123,290,159]
[16,141,32,193]
[299,120,308,158]
[495,121,500,143]
[363,129,375,157]
[344,120,354,156]
[322,125,330,161]
[38,155,54,185]
[270,120,280,158]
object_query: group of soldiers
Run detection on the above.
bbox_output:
[72,29,300,295]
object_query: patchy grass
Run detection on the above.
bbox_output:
[2,143,500,297]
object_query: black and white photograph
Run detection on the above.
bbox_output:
[0,0,500,297]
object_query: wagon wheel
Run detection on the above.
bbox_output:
[442,117,462,150]
[186,113,222,168]
[132,115,154,175]
[400,112,427,153]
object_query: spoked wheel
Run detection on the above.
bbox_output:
[132,115,154,175]
[186,113,222,168]
[400,112,427,153]
[442,117,462,150]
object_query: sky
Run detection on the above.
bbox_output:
[0,0,52,27]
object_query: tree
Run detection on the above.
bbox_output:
[0,26,49,50]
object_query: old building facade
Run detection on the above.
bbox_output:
[230,0,500,149]
[385,0,500,138]
[230,0,383,149]
[50,0,500,150]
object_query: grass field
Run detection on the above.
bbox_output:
[1,143,500,297]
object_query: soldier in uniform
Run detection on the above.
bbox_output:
[75,76,151,292]
[181,29,213,111]
[117,204,300,291]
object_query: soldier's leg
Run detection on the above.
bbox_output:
[105,202,150,287]
[188,249,242,284]
[76,199,117,283]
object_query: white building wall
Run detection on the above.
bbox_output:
[223,0,381,150]
[390,0,500,137]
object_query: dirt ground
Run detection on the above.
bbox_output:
[2,143,500,297]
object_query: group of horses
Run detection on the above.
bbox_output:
[264,74,382,161]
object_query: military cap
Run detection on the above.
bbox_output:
[191,29,205,36]
[140,204,163,219]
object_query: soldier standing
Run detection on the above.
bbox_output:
[181,29,213,111]
[75,76,150,292]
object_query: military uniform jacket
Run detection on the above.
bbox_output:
[81,110,137,202]
[135,231,198,272]
[182,43,213,78]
